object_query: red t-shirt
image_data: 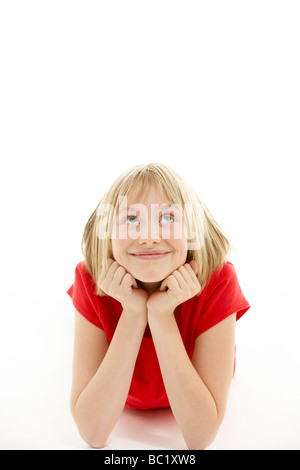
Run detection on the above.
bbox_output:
[67,261,250,410]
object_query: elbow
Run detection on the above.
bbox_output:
[186,405,226,450]
[86,437,107,449]
[187,433,217,450]
[70,405,109,449]
[185,422,221,450]
[187,434,216,450]
[78,427,109,449]
[77,421,109,449]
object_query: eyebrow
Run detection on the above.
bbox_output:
[118,207,129,215]
[117,205,183,220]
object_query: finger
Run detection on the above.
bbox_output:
[160,275,174,291]
[171,269,187,289]
[184,263,201,293]
[189,260,198,275]
[159,282,168,291]
[166,274,181,293]
[184,263,200,285]
[102,258,115,275]
[177,265,193,284]
[121,272,136,290]
[106,257,115,268]
[106,260,121,282]
[99,258,115,279]
[113,265,127,286]
[98,260,119,290]
[97,258,114,285]
[160,273,181,293]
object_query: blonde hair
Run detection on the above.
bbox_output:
[82,163,231,295]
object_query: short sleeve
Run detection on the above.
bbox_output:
[195,262,250,337]
[67,261,104,329]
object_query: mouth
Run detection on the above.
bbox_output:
[130,250,171,261]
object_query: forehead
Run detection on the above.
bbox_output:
[115,184,184,219]
[126,184,173,206]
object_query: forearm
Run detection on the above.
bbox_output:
[73,312,146,448]
[148,314,219,450]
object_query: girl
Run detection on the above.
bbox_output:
[67,163,250,450]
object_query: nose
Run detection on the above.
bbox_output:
[137,222,161,244]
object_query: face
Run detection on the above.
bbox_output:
[111,185,188,283]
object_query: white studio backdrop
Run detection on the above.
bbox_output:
[0,1,299,450]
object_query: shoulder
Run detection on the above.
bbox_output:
[218,261,237,278]
[213,261,237,279]
[74,259,89,277]
[204,261,238,295]
[195,260,247,318]
[178,261,250,340]
[75,260,96,288]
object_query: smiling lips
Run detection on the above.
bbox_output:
[130,250,171,261]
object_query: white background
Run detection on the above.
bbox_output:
[0,0,299,450]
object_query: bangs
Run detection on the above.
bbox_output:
[115,163,186,209]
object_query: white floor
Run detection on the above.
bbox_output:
[1,279,299,450]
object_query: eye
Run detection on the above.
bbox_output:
[125,216,139,225]
[160,214,174,223]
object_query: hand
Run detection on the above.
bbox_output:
[97,259,149,319]
[147,260,201,318]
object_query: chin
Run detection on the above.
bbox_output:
[139,275,165,283]
[133,266,172,283]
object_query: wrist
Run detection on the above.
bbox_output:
[147,310,178,338]
[147,306,175,324]
[122,307,147,324]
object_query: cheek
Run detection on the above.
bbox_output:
[111,239,130,262]
[176,246,189,268]
[170,236,188,258]
[174,248,188,266]
[162,221,188,250]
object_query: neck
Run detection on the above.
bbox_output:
[137,280,161,296]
